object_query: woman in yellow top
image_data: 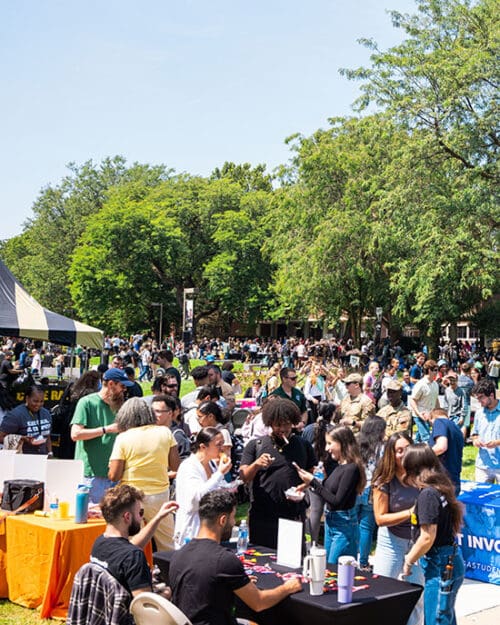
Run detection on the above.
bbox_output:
[108,397,180,551]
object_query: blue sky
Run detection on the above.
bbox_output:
[1,0,416,239]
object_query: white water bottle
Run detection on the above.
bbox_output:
[314,461,325,481]
[49,494,59,519]
[236,520,249,555]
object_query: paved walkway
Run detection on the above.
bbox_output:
[456,577,500,624]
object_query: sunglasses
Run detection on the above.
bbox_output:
[287,376,298,381]
[165,384,178,388]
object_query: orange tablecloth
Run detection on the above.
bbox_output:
[5,514,154,618]
[0,528,8,598]
[6,515,106,618]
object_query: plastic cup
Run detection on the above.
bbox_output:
[58,501,70,519]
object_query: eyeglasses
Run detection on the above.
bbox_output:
[154,408,172,414]
[165,384,178,388]
[430,368,438,372]
[287,376,297,381]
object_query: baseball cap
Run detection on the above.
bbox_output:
[103,367,134,386]
[386,380,402,392]
[344,373,362,384]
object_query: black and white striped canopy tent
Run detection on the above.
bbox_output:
[0,260,103,350]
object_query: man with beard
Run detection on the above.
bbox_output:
[90,484,178,597]
[169,490,301,625]
[71,368,134,503]
[239,397,315,548]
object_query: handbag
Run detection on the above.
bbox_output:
[1,479,44,513]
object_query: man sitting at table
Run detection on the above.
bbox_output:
[169,490,302,625]
[90,483,178,598]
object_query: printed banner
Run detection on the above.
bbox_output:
[458,483,500,585]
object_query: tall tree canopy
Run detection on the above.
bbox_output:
[341,0,499,183]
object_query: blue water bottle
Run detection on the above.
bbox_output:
[313,461,325,482]
[75,484,90,523]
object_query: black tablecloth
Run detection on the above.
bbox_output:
[154,546,422,625]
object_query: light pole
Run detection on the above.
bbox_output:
[151,302,163,344]
[183,288,197,342]
[375,306,383,356]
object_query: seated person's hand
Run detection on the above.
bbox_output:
[157,501,179,519]
[283,577,303,594]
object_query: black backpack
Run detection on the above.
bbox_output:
[371,376,384,403]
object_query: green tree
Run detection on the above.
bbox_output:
[265,115,405,343]
[341,0,499,183]
[334,0,499,352]
[1,157,171,316]
[69,173,273,335]
[211,161,273,192]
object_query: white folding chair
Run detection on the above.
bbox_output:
[130,592,193,625]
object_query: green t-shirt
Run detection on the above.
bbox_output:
[71,393,117,478]
[271,385,308,414]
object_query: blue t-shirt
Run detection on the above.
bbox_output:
[429,417,464,489]
[0,404,52,454]
[471,401,500,470]
[409,364,422,381]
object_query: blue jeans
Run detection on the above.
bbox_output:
[414,416,431,443]
[84,476,117,504]
[374,526,424,625]
[324,508,359,565]
[355,487,377,567]
[421,545,464,625]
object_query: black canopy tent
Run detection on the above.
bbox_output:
[0,260,103,350]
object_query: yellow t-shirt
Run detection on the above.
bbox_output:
[110,424,177,494]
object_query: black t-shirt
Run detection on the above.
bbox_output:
[170,538,249,625]
[240,434,315,519]
[414,487,454,547]
[0,359,14,388]
[311,462,360,511]
[90,535,152,594]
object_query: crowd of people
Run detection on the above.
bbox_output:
[0,334,499,625]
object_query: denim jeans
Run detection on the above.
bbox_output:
[373,525,424,625]
[324,508,359,565]
[355,487,377,567]
[421,545,464,625]
[414,416,431,443]
[84,476,117,504]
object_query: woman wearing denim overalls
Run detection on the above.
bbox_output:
[402,445,464,625]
